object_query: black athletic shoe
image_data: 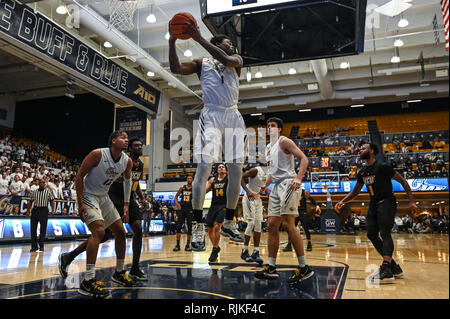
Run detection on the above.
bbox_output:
[241,250,254,263]
[190,241,199,251]
[58,252,72,278]
[112,271,136,287]
[208,247,221,263]
[306,242,312,251]
[287,265,315,285]
[220,224,244,242]
[254,265,279,280]
[185,244,192,251]
[251,251,264,265]
[283,243,292,252]
[78,279,110,299]
[391,263,404,278]
[370,263,395,282]
[173,245,180,252]
[129,267,147,281]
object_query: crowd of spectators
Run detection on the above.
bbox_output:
[0,132,81,216]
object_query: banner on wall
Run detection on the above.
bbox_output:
[115,107,148,143]
[0,217,165,241]
[0,195,76,216]
[0,0,160,114]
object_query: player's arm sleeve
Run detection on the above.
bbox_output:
[123,159,133,204]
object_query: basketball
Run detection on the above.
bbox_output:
[169,12,197,40]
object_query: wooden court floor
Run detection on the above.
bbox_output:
[0,231,448,299]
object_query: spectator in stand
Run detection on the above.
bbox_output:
[337,147,347,156]
[9,175,25,204]
[420,139,433,150]
[162,211,169,235]
[439,166,448,177]
[0,172,10,195]
[62,181,73,201]
[30,179,40,192]
[405,168,415,179]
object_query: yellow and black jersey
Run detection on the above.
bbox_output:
[357,160,395,202]
[212,176,228,205]
[109,159,144,200]
[180,185,193,209]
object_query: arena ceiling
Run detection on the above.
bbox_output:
[1,0,448,115]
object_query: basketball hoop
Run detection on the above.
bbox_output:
[105,0,140,32]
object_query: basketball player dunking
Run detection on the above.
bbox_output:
[173,175,194,252]
[283,189,321,252]
[68,131,135,298]
[254,118,314,284]
[59,138,147,281]
[205,163,228,262]
[169,23,245,249]
[240,161,269,265]
[335,143,418,281]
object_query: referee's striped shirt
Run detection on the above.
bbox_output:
[31,188,55,208]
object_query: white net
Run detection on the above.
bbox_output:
[105,0,139,32]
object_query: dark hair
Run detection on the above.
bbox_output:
[128,137,142,150]
[108,130,127,148]
[211,34,230,46]
[369,143,379,155]
[267,117,283,129]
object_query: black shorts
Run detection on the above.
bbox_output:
[177,208,193,234]
[108,192,142,224]
[206,204,226,228]
[367,196,397,232]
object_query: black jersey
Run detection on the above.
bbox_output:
[357,160,395,203]
[180,185,193,209]
[109,158,144,200]
[211,175,228,205]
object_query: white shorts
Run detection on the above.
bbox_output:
[242,193,263,222]
[268,179,303,217]
[194,106,247,163]
[82,193,121,228]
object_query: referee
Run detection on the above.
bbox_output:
[26,179,55,252]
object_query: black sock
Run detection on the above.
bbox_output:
[225,208,235,221]
[187,240,191,245]
[176,240,180,246]
[390,259,397,266]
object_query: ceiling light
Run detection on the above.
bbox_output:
[255,71,263,79]
[184,49,192,57]
[246,68,252,82]
[391,56,401,63]
[351,104,364,108]
[146,14,156,24]
[56,5,67,15]
[251,113,262,116]
[407,99,421,103]
[103,41,112,48]
[340,61,350,69]
[398,18,409,28]
[394,39,404,47]
[299,109,311,112]
[165,32,170,40]
[147,71,155,77]
[288,67,296,75]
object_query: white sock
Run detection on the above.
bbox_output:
[223,219,231,228]
[268,257,276,267]
[254,247,259,253]
[85,264,95,281]
[298,255,307,268]
[243,245,249,252]
[116,259,125,272]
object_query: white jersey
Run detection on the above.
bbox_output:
[247,166,268,194]
[266,136,297,184]
[83,148,129,196]
[201,57,239,110]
